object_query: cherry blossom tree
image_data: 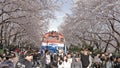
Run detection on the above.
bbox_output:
[59,0,120,53]
[0,0,61,48]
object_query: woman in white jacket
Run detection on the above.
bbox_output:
[63,56,71,68]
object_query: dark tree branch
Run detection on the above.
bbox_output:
[108,19,120,36]
[97,34,118,49]
[0,16,26,25]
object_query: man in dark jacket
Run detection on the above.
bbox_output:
[114,57,120,68]
[15,50,33,68]
[80,48,92,68]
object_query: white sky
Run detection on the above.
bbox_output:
[48,0,72,31]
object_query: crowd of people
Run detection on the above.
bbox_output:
[0,47,119,68]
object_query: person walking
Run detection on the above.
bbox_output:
[45,51,51,68]
[93,54,102,68]
[67,52,73,68]
[106,58,113,68]
[58,56,64,68]
[71,54,82,68]
[80,48,92,68]
[41,49,51,68]
[63,56,70,68]
[15,50,33,68]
